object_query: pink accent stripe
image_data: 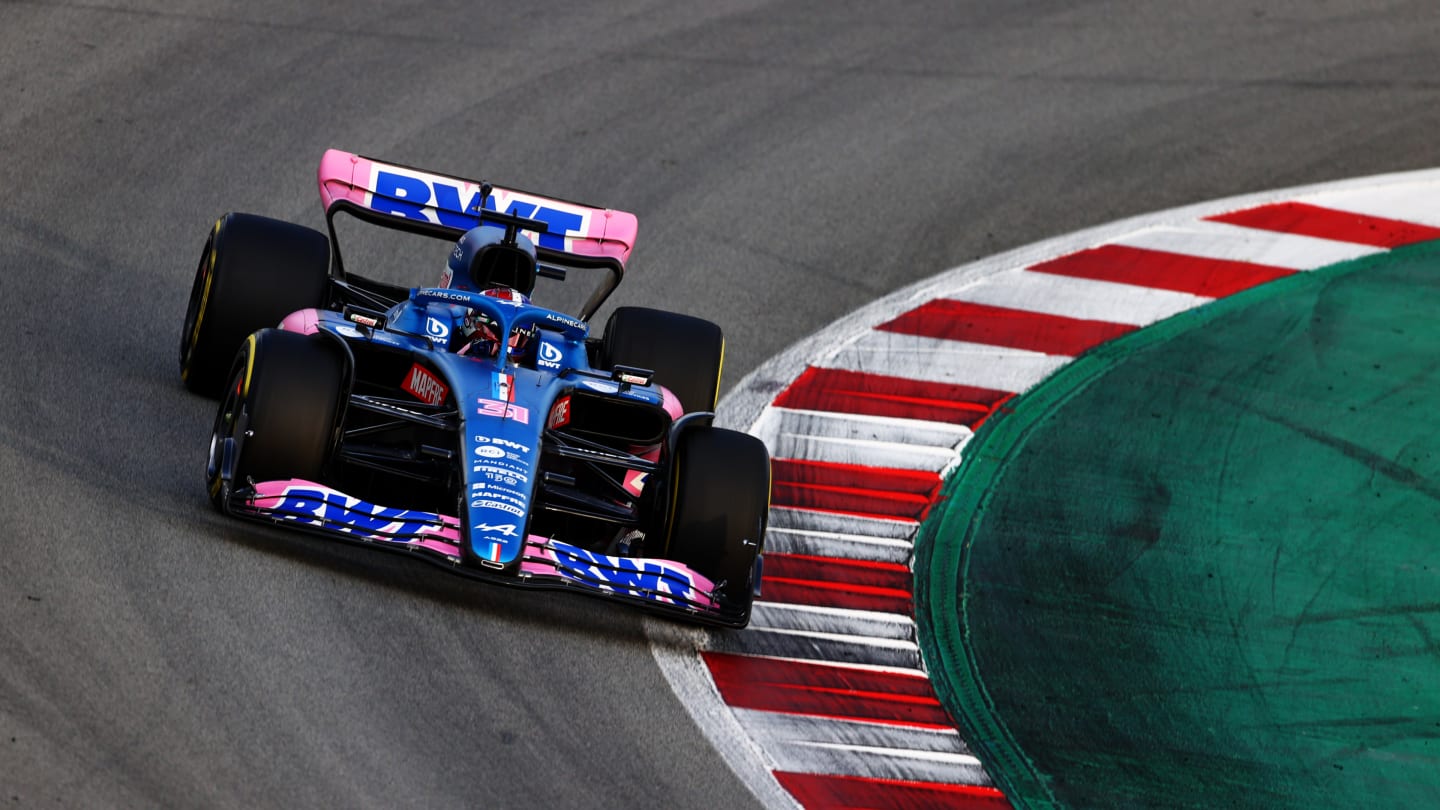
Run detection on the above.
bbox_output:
[1206,201,1440,248]
[1026,244,1296,298]
[773,367,1013,428]
[772,458,941,522]
[877,299,1137,356]
[761,553,912,614]
[774,771,1012,809]
[702,652,953,729]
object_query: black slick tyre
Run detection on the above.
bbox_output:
[664,426,771,626]
[180,213,331,397]
[601,307,724,413]
[207,329,346,511]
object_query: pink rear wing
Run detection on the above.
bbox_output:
[317,149,638,267]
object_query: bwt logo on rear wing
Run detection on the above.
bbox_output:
[317,149,637,264]
[370,167,589,252]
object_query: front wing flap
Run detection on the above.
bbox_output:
[227,479,744,626]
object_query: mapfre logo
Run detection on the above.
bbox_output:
[548,395,571,429]
[402,364,448,405]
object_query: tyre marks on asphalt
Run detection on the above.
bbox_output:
[656,169,1440,810]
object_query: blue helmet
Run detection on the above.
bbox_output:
[444,225,538,295]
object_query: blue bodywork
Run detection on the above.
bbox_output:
[190,154,762,627]
[312,287,666,568]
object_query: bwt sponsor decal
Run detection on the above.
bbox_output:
[549,541,713,606]
[425,316,450,341]
[259,486,452,542]
[402,364,448,406]
[537,340,564,370]
[367,167,590,252]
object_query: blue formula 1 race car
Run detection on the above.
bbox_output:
[178,150,770,628]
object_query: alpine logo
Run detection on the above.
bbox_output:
[402,364,448,405]
[543,311,587,333]
[476,522,519,537]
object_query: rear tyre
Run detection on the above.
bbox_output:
[664,426,771,626]
[601,307,724,413]
[180,213,331,397]
[207,329,346,511]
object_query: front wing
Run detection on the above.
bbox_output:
[223,480,746,627]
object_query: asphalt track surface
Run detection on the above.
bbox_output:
[4,2,1440,807]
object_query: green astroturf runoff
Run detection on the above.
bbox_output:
[916,240,1440,809]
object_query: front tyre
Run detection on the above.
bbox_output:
[663,426,771,626]
[207,329,346,511]
[181,213,330,397]
[601,307,724,414]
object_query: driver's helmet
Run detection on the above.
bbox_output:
[460,283,537,359]
[442,225,538,295]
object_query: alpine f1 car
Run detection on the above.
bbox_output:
[178,149,771,627]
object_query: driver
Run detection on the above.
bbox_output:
[441,224,539,359]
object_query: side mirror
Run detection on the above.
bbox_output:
[610,364,654,388]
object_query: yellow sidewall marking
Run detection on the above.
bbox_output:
[712,339,725,410]
[181,218,224,379]
[242,332,258,397]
